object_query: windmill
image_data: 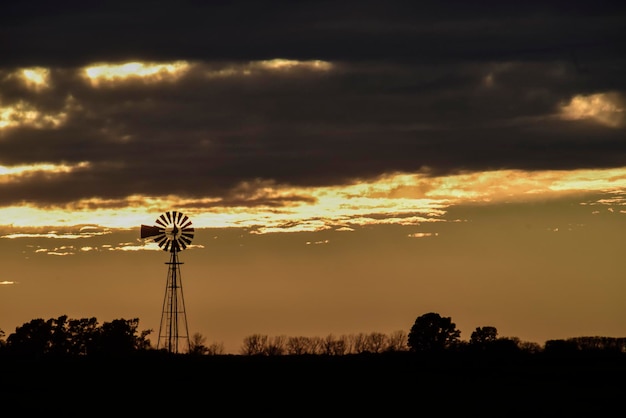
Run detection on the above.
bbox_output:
[141,210,194,353]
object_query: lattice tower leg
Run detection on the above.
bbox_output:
[157,250,190,353]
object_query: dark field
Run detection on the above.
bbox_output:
[2,352,625,416]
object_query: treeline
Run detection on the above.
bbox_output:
[239,312,626,356]
[1,312,625,357]
[2,313,625,416]
[0,315,150,357]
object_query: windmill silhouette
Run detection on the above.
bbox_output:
[141,211,194,353]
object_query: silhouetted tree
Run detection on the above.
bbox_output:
[351,332,370,354]
[321,334,347,355]
[545,336,626,355]
[544,339,578,355]
[241,334,268,355]
[67,317,99,355]
[6,318,53,356]
[266,335,287,355]
[518,340,542,354]
[308,336,324,354]
[407,312,461,352]
[570,336,626,352]
[0,328,6,349]
[286,336,311,355]
[189,332,209,355]
[94,318,150,356]
[487,337,523,355]
[470,326,498,345]
[365,332,388,353]
[206,341,226,355]
[284,335,323,354]
[386,330,409,352]
[5,316,151,357]
[47,315,70,355]
[247,331,408,355]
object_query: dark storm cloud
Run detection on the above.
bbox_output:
[1,1,625,206]
[3,1,625,66]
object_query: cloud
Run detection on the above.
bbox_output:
[1,226,111,239]
[1,58,623,204]
[408,232,438,238]
[560,92,625,128]
[1,167,626,233]
[84,61,190,85]
[0,2,624,228]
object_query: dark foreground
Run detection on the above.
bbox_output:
[2,351,625,416]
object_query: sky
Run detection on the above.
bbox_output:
[1,1,625,354]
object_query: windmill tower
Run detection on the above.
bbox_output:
[141,211,195,353]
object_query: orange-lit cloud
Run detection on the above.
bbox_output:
[0,230,110,240]
[408,232,438,238]
[20,67,51,90]
[560,92,625,128]
[2,67,51,90]
[0,162,90,182]
[306,240,329,245]
[82,59,332,86]
[201,59,333,78]
[257,59,332,71]
[1,59,333,133]
[0,96,77,129]
[84,61,191,85]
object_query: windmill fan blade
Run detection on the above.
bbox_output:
[156,215,167,227]
[141,225,163,238]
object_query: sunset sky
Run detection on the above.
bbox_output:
[1,1,625,353]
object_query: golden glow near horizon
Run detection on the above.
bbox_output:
[1,168,626,235]
[560,92,625,127]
